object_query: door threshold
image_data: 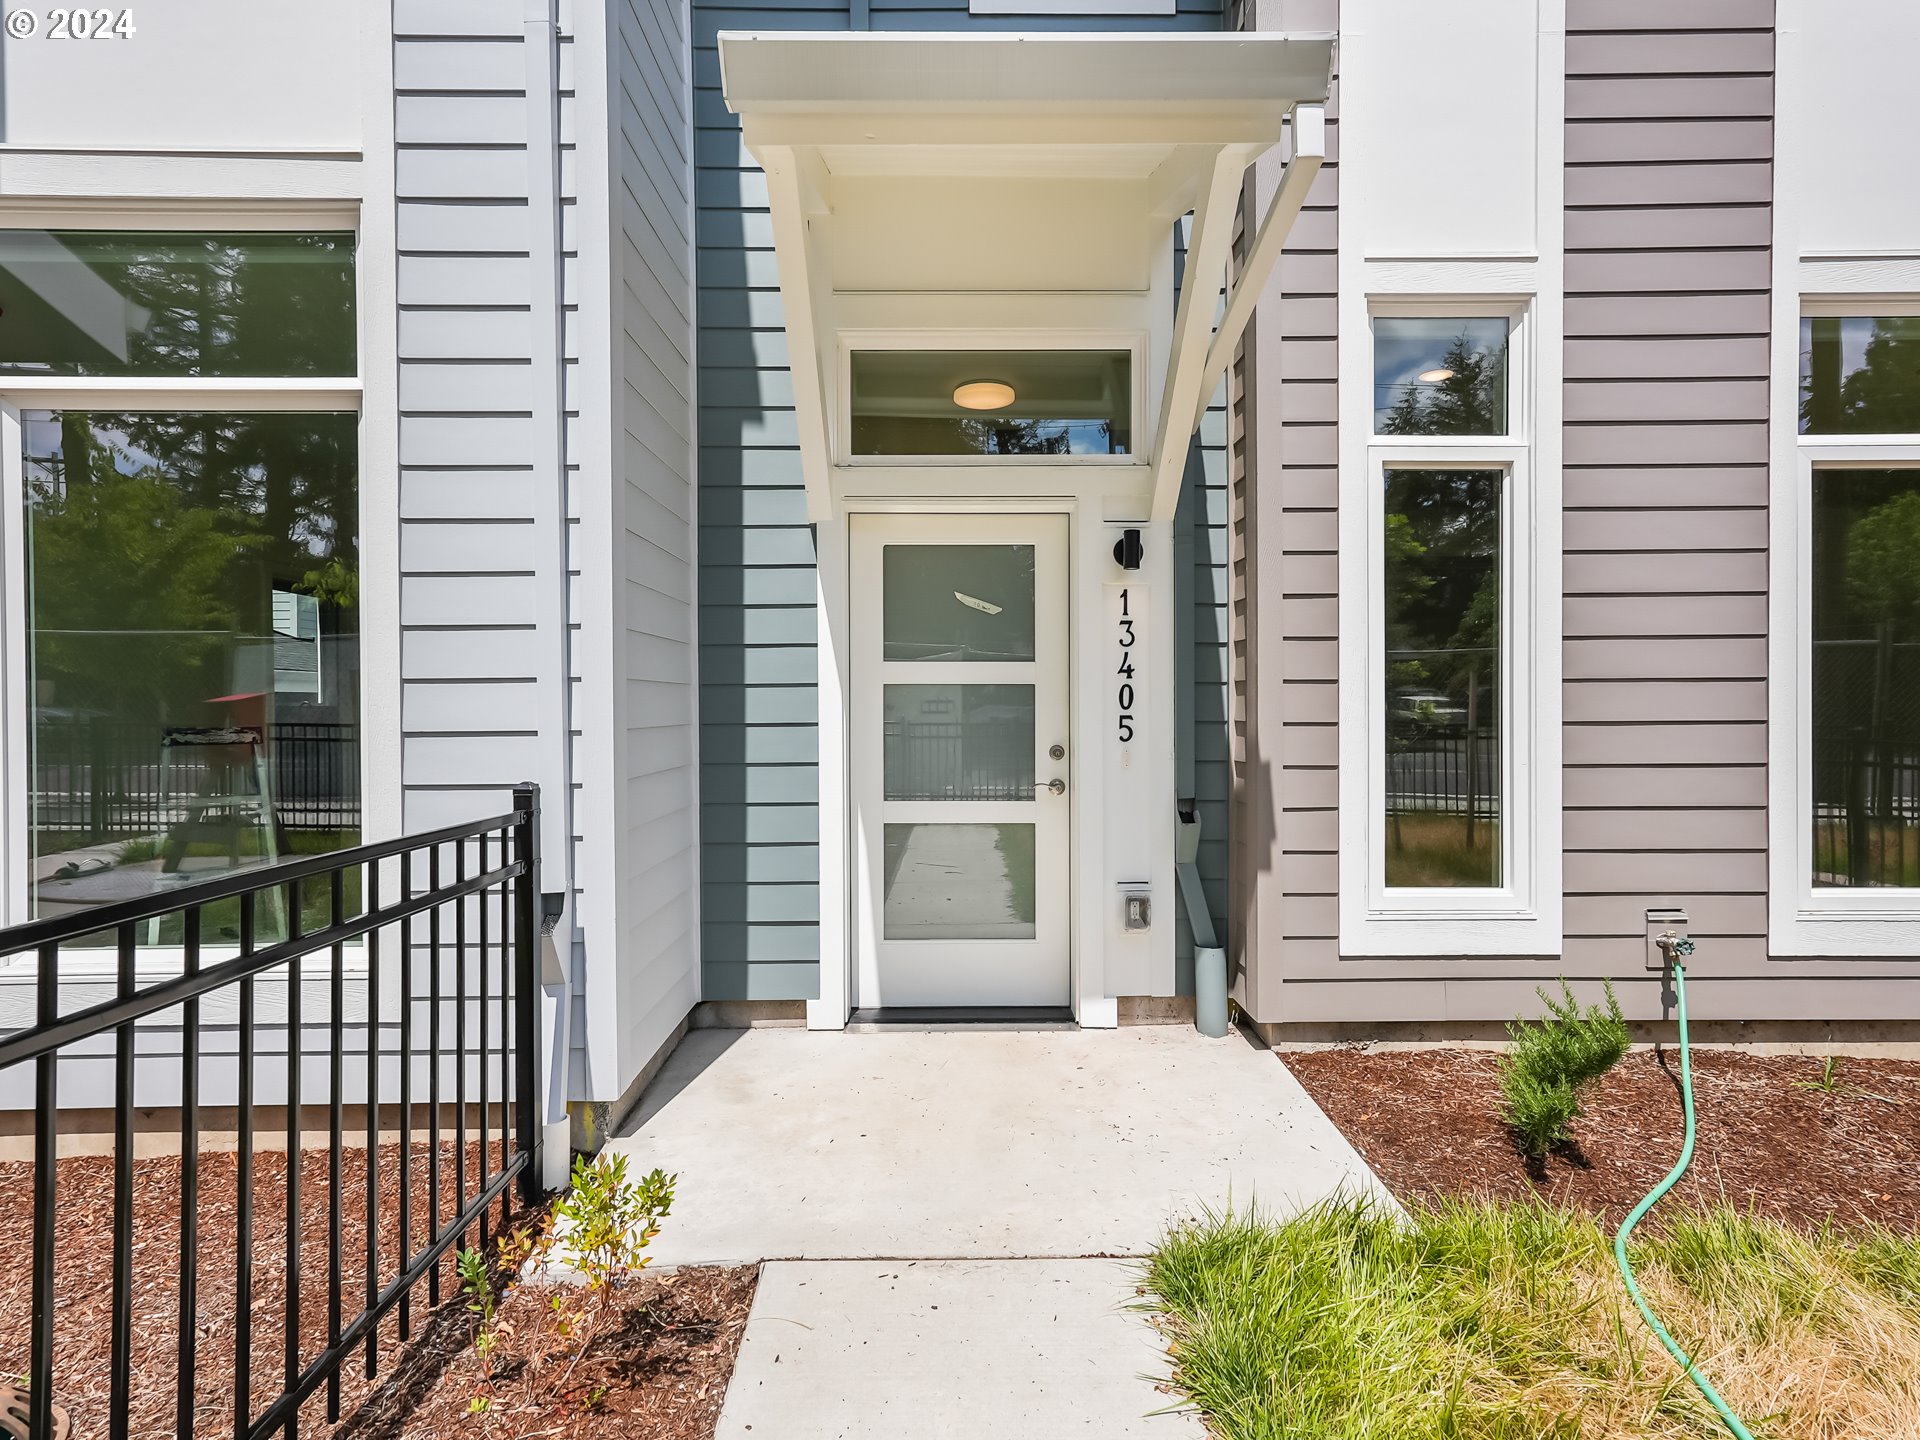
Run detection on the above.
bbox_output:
[846,1006,1078,1032]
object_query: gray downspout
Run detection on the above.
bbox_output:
[1173,450,1221,957]
[524,0,576,1186]
[1171,222,1226,1036]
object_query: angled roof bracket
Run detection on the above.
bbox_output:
[1187,103,1327,437]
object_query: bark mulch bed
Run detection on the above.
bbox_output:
[0,1145,755,1440]
[1285,1046,1920,1231]
[344,1264,757,1440]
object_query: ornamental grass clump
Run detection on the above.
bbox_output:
[1146,1196,1920,1440]
[1498,978,1629,1157]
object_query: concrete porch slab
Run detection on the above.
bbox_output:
[607,1024,1389,1266]
[713,1258,1201,1439]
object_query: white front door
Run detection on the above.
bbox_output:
[850,514,1071,1008]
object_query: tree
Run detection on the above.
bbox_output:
[27,416,265,723]
[1843,489,1920,639]
[1802,317,1920,435]
[1380,332,1506,438]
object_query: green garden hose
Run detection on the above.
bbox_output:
[1612,947,1756,1440]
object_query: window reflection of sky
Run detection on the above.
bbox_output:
[1373,317,1509,432]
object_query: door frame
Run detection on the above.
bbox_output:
[847,512,1073,1010]
[811,497,1096,1026]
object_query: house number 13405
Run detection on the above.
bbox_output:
[1116,587,1137,742]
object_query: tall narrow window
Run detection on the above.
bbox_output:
[1382,468,1503,888]
[1348,300,1551,953]
[1801,313,1920,888]
[1810,469,1920,887]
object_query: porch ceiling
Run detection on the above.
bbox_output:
[718,31,1335,522]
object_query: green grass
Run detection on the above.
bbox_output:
[1385,814,1501,888]
[1145,1196,1920,1440]
[1812,820,1920,887]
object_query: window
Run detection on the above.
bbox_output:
[1372,316,1510,436]
[1800,315,1920,435]
[1383,467,1502,889]
[848,350,1131,458]
[2,230,359,941]
[1789,311,1920,916]
[1810,469,1920,888]
[1345,303,1553,953]
[0,231,355,377]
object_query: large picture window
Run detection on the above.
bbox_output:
[2,229,360,938]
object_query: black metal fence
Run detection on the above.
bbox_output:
[1812,734,1920,886]
[1385,734,1501,819]
[0,784,543,1440]
[883,720,1034,801]
[31,719,362,842]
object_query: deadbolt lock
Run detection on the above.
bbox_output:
[1049,744,1066,761]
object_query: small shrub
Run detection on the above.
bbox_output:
[457,1245,502,1395]
[1497,978,1628,1157]
[114,837,165,866]
[545,1153,675,1401]
[556,1151,675,1298]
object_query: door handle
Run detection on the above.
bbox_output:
[1038,778,1066,796]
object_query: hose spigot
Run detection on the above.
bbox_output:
[1655,932,1694,964]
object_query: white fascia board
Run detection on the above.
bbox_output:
[720,32,1335,119]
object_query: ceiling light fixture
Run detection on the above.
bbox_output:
[953,380,1015,411]
[1417,368,1455,384]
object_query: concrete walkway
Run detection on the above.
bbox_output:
[606,1024,1387,1438]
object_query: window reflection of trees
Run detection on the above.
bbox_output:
[25,412,361,904]
[0,232,356,378]
[1376,329,1508,438]
[1801,316,1920,436]
[1383,468,1502,889]
[27,412,358,726]
[1812,470,1920,887]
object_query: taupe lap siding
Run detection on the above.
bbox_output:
[1561,0,1773,967]
[1230,0,1340,1008]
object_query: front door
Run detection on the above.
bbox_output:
[850,514,1070,1008]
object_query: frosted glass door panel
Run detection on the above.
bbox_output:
[883,544,1035,661]
[883,684,1034,801]
[883,824,1036,940]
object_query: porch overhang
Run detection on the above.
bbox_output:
[719,31,1333,522]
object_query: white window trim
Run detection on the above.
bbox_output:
[0,210,378,976]
[1338,291,1563,956]
[834,328,1149,469]
[1769,295,1920,954]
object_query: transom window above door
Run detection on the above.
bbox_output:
[847,349,1132,459]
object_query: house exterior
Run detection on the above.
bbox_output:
[2,0,1917,1146]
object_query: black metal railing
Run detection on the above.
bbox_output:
[1813,733,1920,886]
[31,718,362,841]
[882,720,1035,801]
[1385,732,1501,818]
[0,784,544,1440]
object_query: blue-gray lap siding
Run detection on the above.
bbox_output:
[692,0,1229,1000]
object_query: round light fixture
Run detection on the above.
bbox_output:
[1416,367,1455,384]
[953,380,1016,411]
